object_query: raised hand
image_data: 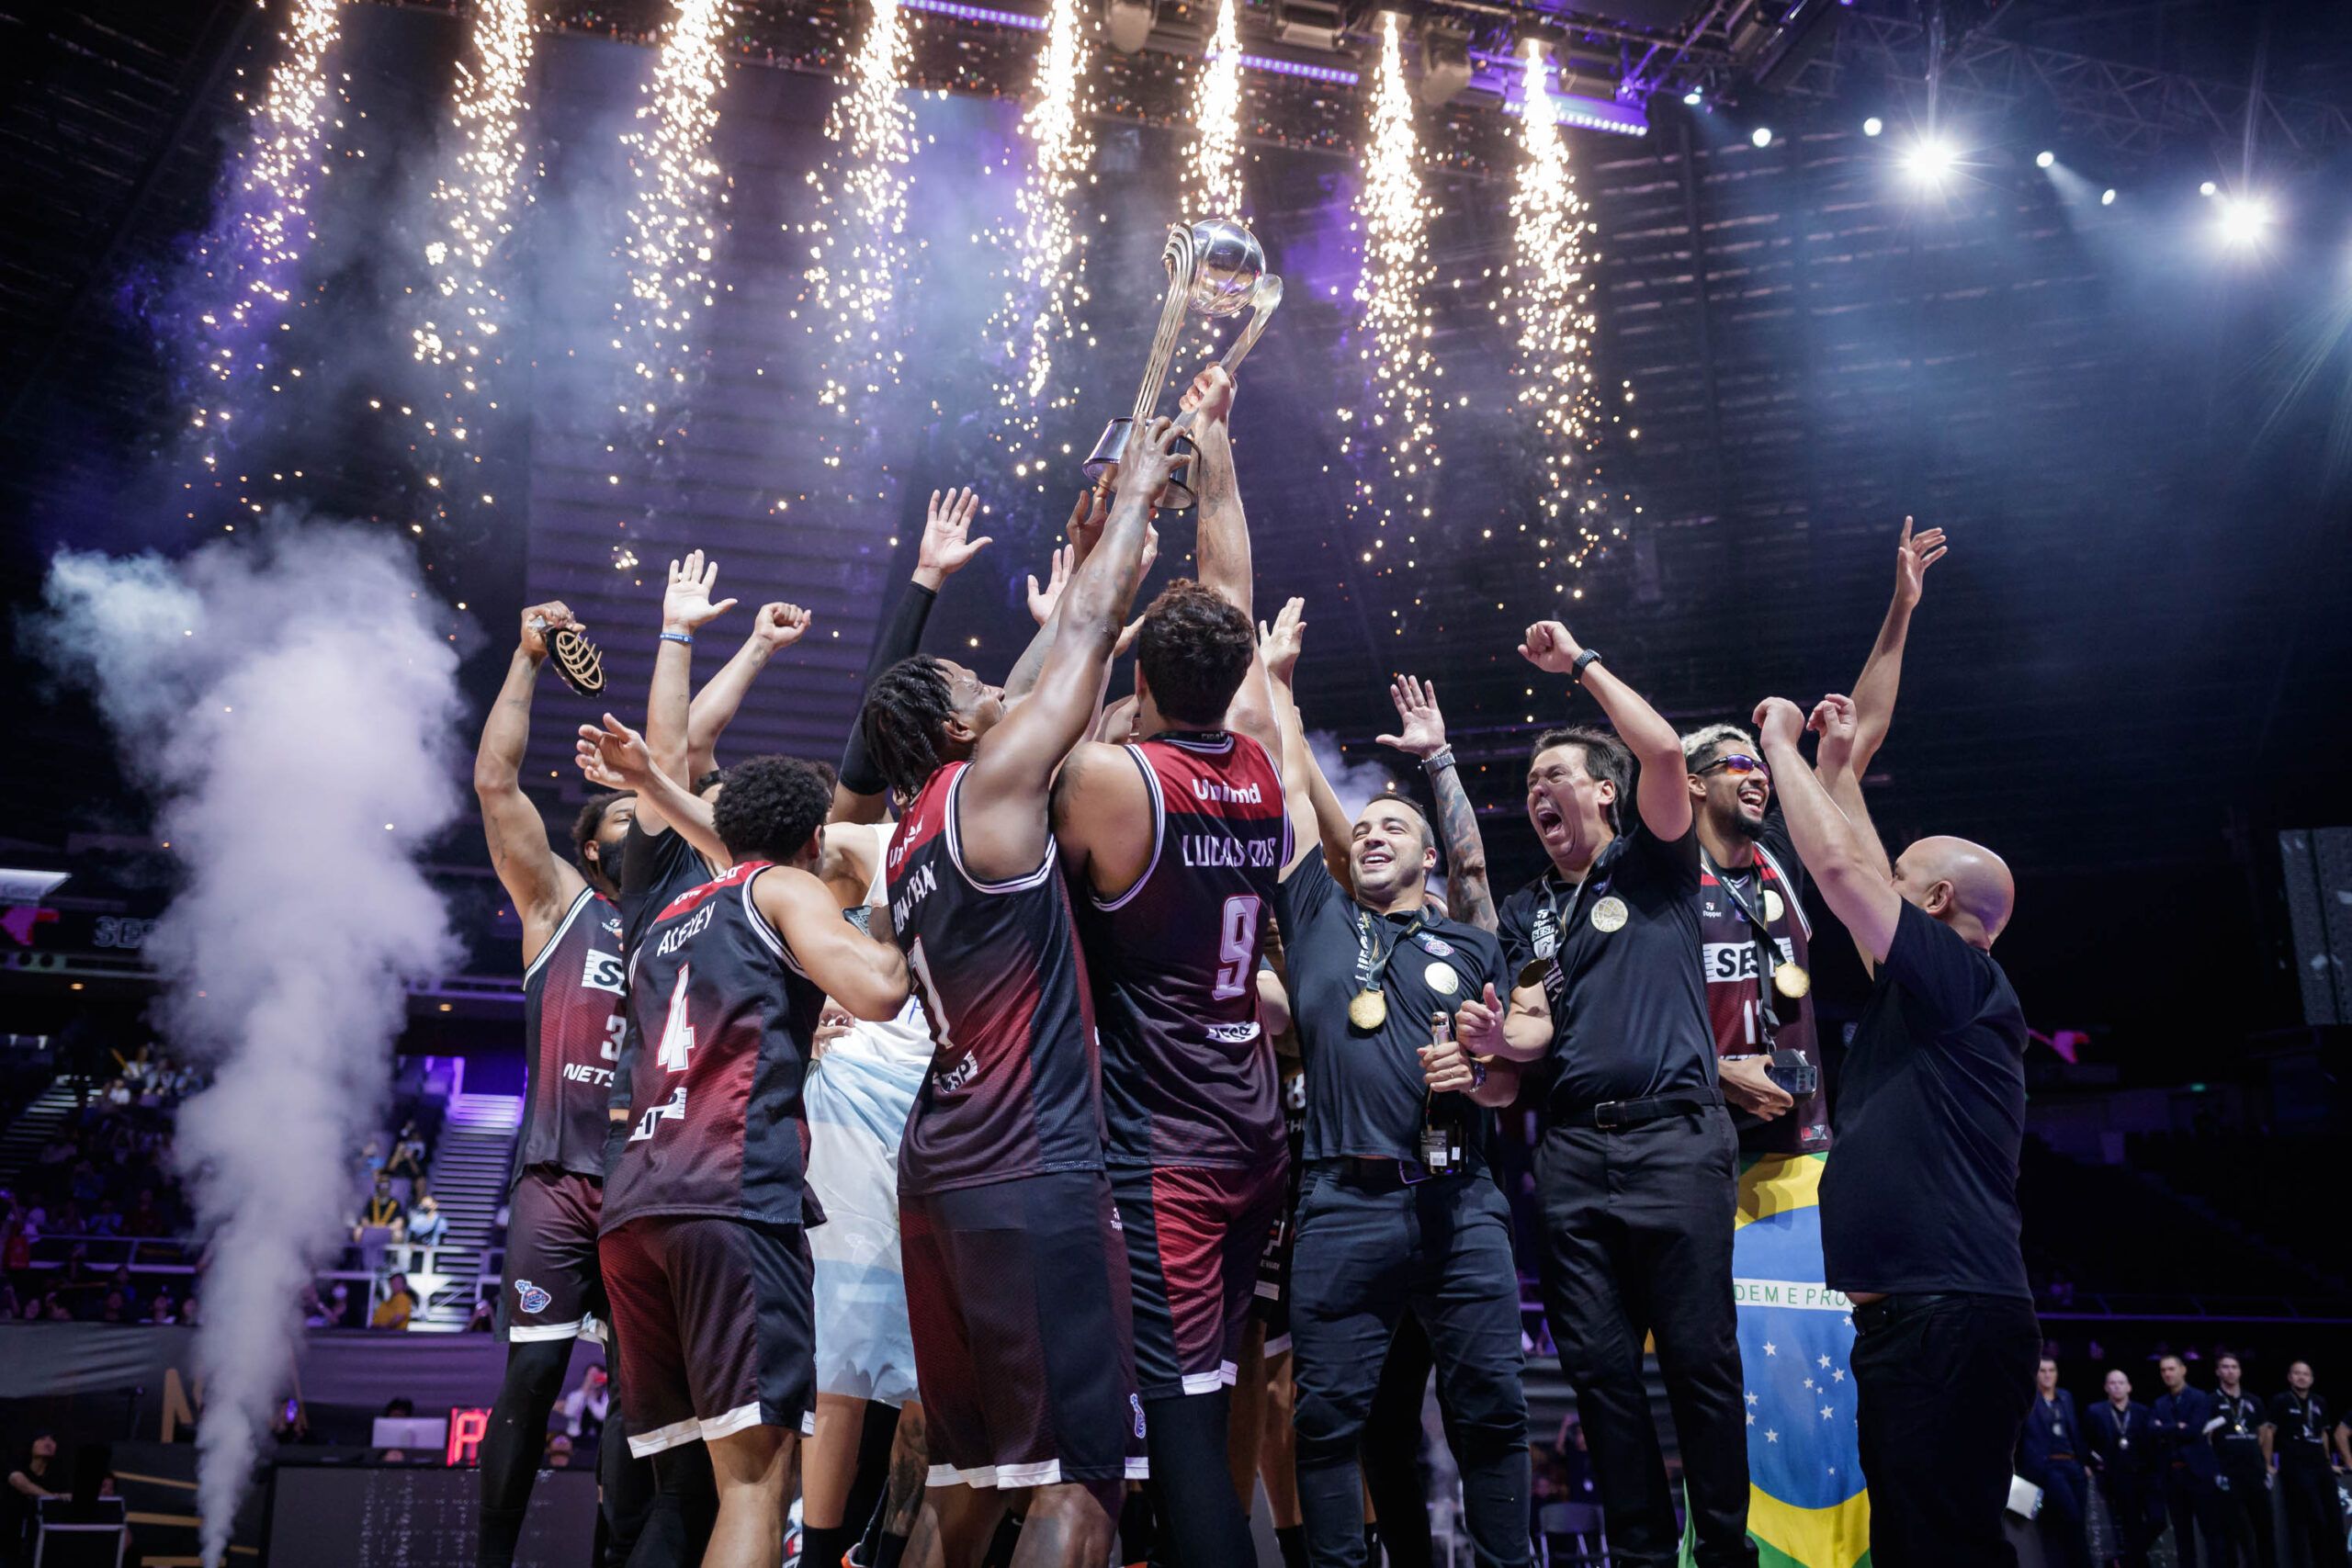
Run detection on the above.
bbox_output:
[1750,695,1807,754]
[1374,673,1449,761]
[1807,692,1860,774]
[751,602,812,652]
[916,487,991,587]
[1258,597,1306,683]
[1123,415,1193,509]
[1894,516,1948,610]
[1177,364,1236,426]
[1452,982,1505,1059]
[1026,546,1073,626]
[520,601,579,662]
[1517,619,1584,675]
[575,713,655,787]
[1065,488,1109,564]
[662,549,737,635]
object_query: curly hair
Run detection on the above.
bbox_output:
[859,656,956,804]
[711,755,835,865]
[1136,579,1255,727]
[571,792,632,876]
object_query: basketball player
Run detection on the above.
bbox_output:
[856,416,1191,1567]
[1054,367,1288,1565]
[472,601,638,1568]
[599,753,910,1568]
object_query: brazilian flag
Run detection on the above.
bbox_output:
[1684,1153,1871,1568]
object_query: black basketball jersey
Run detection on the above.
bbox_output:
[885,761,1105,1196]
[514,888,628,1187]
[1698,829,1826,1156]
[601,862,825,1231]
[1077,730,1291,1168]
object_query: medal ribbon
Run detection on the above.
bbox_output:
[1353,906,1430,1006]
[1706,849,1789,1038]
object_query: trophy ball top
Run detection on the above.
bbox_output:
[1186,216,1265,319]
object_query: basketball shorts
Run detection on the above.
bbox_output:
[499,1167,606,1343]
[1113,1159,1286,1399]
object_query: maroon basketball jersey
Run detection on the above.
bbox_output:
[601,862,825,1230]
[1699,837,1827,1155]
[515,888,628,1187]
[885,762,1105,1196]
[1077,730,1290,1168]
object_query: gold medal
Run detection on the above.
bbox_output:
[1424,961,1460,996]
[1773,961,1811,999]
[1516,958,1552,990]
[1762,888,1785,925]
[1589,896,1629,933]
[1348,989,1388,1030]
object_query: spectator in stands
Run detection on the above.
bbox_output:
[123,1190,166,1239]
[358,1137,386,1177]
[4,1430,59,1558]
[384,1122,428,1182]
[144,1289,178,1325]
[2018,1358,2089,1568]
[2087,1368,2164,1568]
[559,1363,611,1444]
[2270,1360,2346,1568]
[370,1274,415,1331]
[179,1292,199,1327]
[86,1200,120,1239]
[405,1192,447,1250]
[543,1433,575,1470]
[2,1218,28,1274]
[358,1173,401,1232]
[353,1173,402,1275]
[95,1290,127,1325]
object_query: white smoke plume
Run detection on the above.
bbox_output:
[34,524,464,1565]
[1307,728,1399,822]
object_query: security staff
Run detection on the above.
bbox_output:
[2088,1370,2166,1568]
[1265,632,1530,1568]
[2154,1354,2225,1568]
[2018,1359,2091,1568]
[2208,1354,2277,1568]
[1469,620,1756,1568]
[2269,1362,2347,1568]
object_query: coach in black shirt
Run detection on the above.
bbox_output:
[1270,687,1532,1568]
[1750,693,2037,1567]
[1464,620,1755,1568]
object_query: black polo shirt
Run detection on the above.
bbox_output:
[1505,823,1715,1118]
[1820,899,2030,1299]
[1272,855,1508,1172]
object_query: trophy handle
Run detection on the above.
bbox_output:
[1129,224,1200,425]
[1170,275,1283,434]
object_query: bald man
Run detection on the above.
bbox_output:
[1751,694,2035,1568]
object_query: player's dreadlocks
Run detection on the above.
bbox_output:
[859,655,957,805]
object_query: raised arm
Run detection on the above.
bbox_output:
[755,863,910,1021]
[1376,674,1494,932]
[1754,696,1902,963]
[1520,620,1690,841]
[1005,491,1102,702]
[474,604,589,964]
[1807,692,1891,882]
[685,602,811,781]
[641,550,737,838]
[576,714,727,871]
[1261,601,1352,885]
[1847,516,1946,776]
[961,419,1187,875]
[836,488,989,822]
[1179,367,1283,761]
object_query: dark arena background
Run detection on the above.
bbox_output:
[1,0,2350,1564]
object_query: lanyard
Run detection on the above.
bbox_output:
[1353,907,1430,1002]
[1704,849,1786,1037]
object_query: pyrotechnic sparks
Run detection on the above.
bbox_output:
[985,0,1095,465]
[1185,0,1246,221]
[187,0,342,455]
[615,0,731,427]
[1341,13,1437,542]
[413,0,534,436]
[1506,42,1605,565]
[804,0,916,419]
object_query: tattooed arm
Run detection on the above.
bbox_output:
[1375,673,1495,933]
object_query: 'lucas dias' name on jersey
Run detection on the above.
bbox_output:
[1180,833,1283,869]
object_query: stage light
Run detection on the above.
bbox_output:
[1750,126,1773,148]
[1902,132,1958,184]
[1862,116,1883,137]
[2214,193,2274,246]
[2035,150,2055,169]
[1682,87,1702,107]
[2199,180,2217,197]
[2100,188,2116,206]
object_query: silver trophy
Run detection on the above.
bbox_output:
[1082,216,1283,512]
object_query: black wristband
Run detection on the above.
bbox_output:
[837,581,939,796]
[1570,648,1603,684]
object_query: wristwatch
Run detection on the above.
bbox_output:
[1570,648,1603,683]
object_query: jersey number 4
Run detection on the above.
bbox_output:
[657,965,696,1072]
[1211,896,1262,1001]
